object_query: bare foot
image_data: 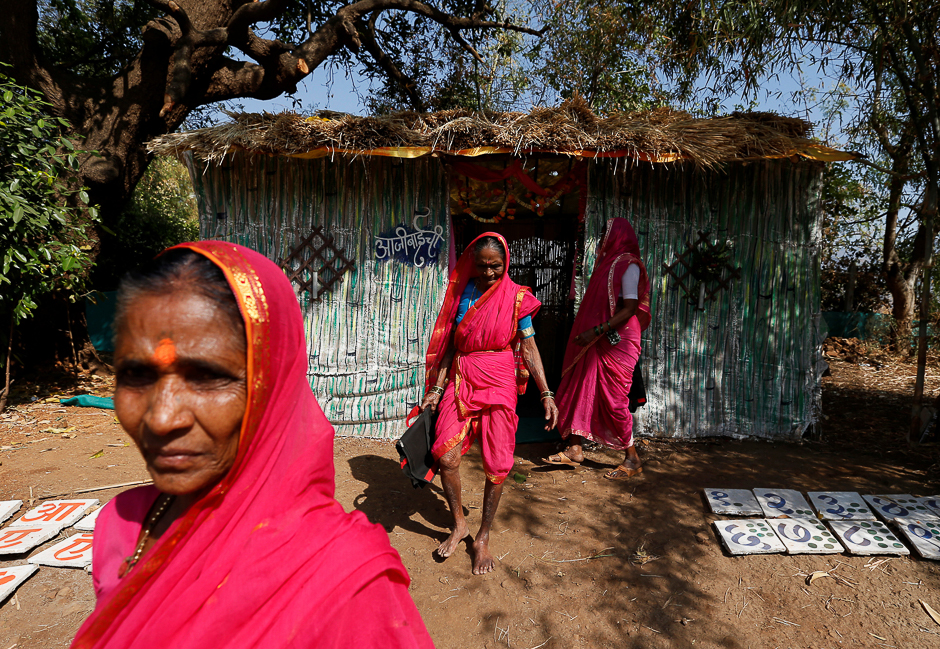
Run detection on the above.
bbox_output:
[471,538,496,575]
[436,522,469,558]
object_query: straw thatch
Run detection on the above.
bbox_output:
[148,96,818,167]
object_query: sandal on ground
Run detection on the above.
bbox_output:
[543,452,582,466]
[604,463,643,480]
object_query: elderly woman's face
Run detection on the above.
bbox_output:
[113,289,247,499]
[473,246,506,290]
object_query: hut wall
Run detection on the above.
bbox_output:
[184,152,448,438]
[584,159,826,440]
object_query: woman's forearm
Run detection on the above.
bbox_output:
[520,337,550,393]
[602,298,638,332]
[434,338,455,388]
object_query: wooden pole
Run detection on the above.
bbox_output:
[0,314,13,412]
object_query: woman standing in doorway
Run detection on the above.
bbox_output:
[420,233,558,575]
[546,219,652,479]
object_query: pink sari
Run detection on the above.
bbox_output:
[425,233,540,484]
[556,219,652,450]
[72,242,433,649]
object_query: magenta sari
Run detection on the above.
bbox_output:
[72,242,433,649]
[556,219,652,450]
[425,233,540,484]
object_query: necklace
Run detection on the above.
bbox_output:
[118,493,175,578]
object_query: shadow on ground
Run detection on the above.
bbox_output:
[336,431,940,649]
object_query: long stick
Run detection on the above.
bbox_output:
[65,301,78,369]
[0,314,13,412]
[36,479,153,501]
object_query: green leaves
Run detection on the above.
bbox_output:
[0,66,98,325]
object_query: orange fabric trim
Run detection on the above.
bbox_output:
[453,355,470,419]
[435,419,473,459]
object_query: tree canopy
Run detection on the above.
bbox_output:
[0,0,542,227]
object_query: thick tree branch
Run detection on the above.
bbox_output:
[0,0,67,114]
[228,0,291,37]
[357,14,426,110]
[142,0,193,34]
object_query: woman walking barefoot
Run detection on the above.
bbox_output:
[420,233,558,574]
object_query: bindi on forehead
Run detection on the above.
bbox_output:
[153,338,178,368]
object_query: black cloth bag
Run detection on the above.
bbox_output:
[628,356,647,413]
[396,407,438,489]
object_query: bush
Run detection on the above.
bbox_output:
[92,156,198,288]
[0,65,98,406]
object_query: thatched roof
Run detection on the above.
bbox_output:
[148,97,850,166]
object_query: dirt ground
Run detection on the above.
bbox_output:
[2,345,940,648]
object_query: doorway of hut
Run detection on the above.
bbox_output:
[448,155,586,443]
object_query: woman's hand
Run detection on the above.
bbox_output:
[542,397,559,430]
[420,392,441,413]
[574,329,599,347]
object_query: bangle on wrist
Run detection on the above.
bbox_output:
[540,390,554,401]
[428,385,444,396]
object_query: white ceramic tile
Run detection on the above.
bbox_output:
[863,495,940,522]
[0,500,22,526]
[0,564,38,603]
[771,517,845,554]
[827,520,909,555]
[893,518,940,560]
[73,507,101,532]
[915,496,940,517]
[8,499,98,530]
[0,524,62,556]
[753,489,815,518]
[28,532,93,568]
[704,489,763,516]
[713,519,786,555]
[807,492,876,520]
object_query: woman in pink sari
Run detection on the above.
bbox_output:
[420,233,558,575]
[546,219,652,480]
[72,242,434,649]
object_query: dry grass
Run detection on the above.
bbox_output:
[148,96,818,166]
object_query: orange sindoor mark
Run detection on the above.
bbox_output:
[154,338,177,368]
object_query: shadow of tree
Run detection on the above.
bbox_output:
[336,431,940,649]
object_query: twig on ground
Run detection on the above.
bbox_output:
[526,637,552,649]
[541,547,615,563]
[773,617,800,627]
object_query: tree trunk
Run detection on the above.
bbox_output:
[882,163,923,351]
[910,179,938,444]
[843,260,857,311]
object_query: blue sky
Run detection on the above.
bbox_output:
[228,59,849,146]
